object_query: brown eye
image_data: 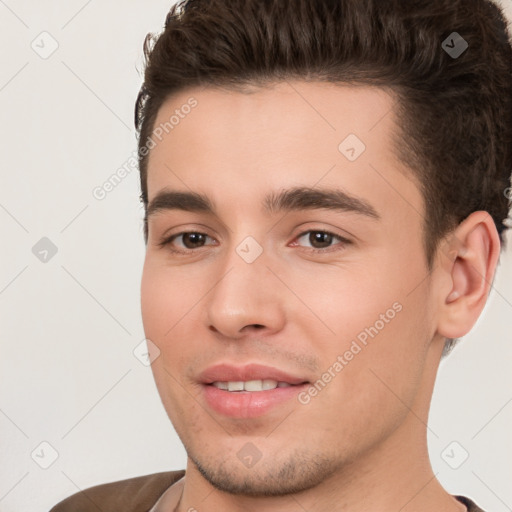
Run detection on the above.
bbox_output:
[295,230,351,253]
[180,232,208,249]
[308,231,335,249]
[159,232,214,252]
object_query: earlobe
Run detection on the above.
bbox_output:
[437,211,500,339]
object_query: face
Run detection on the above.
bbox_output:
[141,81,442,496]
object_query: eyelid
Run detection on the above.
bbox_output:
[157,230,216,250]
[292,228,352,252]
[158,226,352,255]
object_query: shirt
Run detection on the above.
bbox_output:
[49,469,486,511]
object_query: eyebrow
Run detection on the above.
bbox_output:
[145,186,380,221]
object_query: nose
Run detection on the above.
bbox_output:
[204,244,286,340]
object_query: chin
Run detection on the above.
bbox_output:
[189,448,341,497]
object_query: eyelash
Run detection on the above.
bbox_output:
[158,229,352,255]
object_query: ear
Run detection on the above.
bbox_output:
[436,211,501,339]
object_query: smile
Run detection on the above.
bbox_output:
[211,379,293,391]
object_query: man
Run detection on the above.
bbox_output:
[51,0,512,510]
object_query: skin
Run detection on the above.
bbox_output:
[140,80,500,512]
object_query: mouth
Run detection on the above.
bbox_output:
[210,379,300,392]
[199,363,310,418]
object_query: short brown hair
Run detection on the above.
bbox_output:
[134,0,512,354]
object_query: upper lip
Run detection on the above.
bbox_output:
[198,363,309,385]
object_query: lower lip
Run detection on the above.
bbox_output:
[202,383,309,418]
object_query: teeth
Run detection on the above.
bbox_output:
[245,379,268,391]
[212,379,294,391]
[227,381,244,391]
[262,379,279,390]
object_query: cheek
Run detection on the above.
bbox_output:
[140,260,193,341]
[141,260,201,389]
[296,304,430,453]
[301,253,432,409]
[286,259,402,350]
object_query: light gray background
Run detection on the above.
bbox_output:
[0,1,511,511]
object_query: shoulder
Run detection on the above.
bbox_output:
[49,469,186,512]
[455,495,488,512]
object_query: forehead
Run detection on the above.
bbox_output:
[145,81,423,224]
[149,81,397,167]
